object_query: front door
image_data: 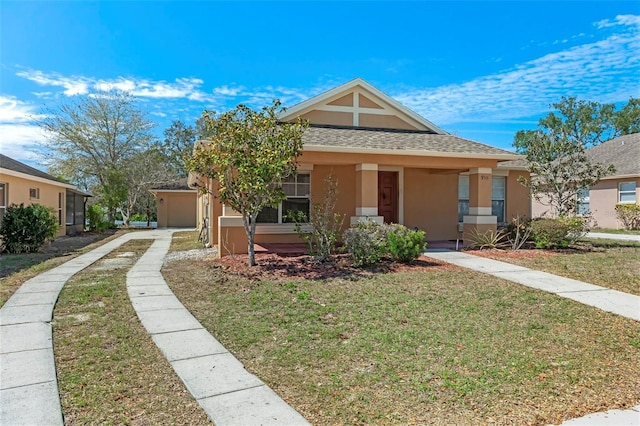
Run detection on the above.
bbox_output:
[378,171,398,224]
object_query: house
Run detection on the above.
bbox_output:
[189,78,531,255]
[0,154,91,236]
[150,178,197,228]
[532,133,639,229]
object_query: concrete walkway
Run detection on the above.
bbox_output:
[424,250,640,322]
[0,229,308,425]
[0,231,147,425]
[586,231,640,242]
[126,232,309,425]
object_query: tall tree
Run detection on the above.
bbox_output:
[161,120,198,176]
[188,100,308,266]
[514,97,638,216]
[40,91,155,221]
[120,147,176,226]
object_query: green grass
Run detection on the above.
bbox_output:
[53,239,210,425]
[168,230,203,252]
[163,247,640,425]
[591,228,640,235]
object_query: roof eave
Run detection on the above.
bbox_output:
[0,168,77,190]
[302,145,523,161]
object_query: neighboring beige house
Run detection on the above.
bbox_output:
[189,78,531,256]
[530,133,639,228]
[580,133,638,229]
[150,179,197,228]
[0,154,91,237]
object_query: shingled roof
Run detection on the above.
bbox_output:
[301,125,522,160]
[150,178,194,191]
[0,154,69,184]
[586,133,640,177]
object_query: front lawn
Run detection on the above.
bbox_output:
[163,233,640,425]
[472,239,640,296]
[591,228,640,236]
[53,239,210,425]
[0,230,123,307]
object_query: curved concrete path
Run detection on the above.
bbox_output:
[0,229,308,425]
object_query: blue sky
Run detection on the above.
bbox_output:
[1,1,639,170]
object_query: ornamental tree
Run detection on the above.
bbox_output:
[513,96,638,216]
[187,100,308,266]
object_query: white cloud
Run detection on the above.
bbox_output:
[395,14,640,125]
[213,85,245,96]
[16,70,218,103]
[0,95,42,123]
[0,95,48,163]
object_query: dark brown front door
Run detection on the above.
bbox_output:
[378,171,398,224]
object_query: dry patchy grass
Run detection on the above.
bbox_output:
[163,246,640,425]
[53,239,210,425]
[471,240,640,296]
[0,230,124,307]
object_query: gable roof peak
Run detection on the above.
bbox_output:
[279,78,447,135]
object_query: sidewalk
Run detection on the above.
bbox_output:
[586,231,640,242]
[0,229,308,425]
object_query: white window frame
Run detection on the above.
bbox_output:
[58,192,64,226]
[29,187,40,200]
[491,176,506,224]
[619,181,637,203]
[458,175,505,223]
[256,173,311,224]
[577,188,590,216]
[458,175,469,223]
[0,182,7,223]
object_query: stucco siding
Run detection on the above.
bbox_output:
[505,171,531,222]
[591,178,639,229]
[1,174,68,237]
[156,191,197,228]
[404,169,459,240]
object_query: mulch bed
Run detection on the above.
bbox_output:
[215,253,457,281]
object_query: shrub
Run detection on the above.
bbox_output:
[87,204,110,232]
[615,204,640,230]
[289,174,345,262]
[342,220,387,266]
[0,203,58,253]
[560,215,589,244]
[506,215,532,250]
[467,229,509,250]
[386,224,426,263]
[529,218,570,249]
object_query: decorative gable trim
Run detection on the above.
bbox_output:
[279,78,447,134]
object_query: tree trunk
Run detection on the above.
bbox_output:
[243,214,257,267]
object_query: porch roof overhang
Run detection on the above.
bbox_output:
[301,125,523,162]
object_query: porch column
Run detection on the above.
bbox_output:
[351,163,384,225]
[463,167,496,245]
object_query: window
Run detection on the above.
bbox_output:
[256,173,310,223]
[577,188,590,215]
[619,182,637,203]
[29,187,39,199]
[458,175,506,223]
[492,176,505,224]
[458,175,469,223]
[0,183,6,224]
[58,192,64,226]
